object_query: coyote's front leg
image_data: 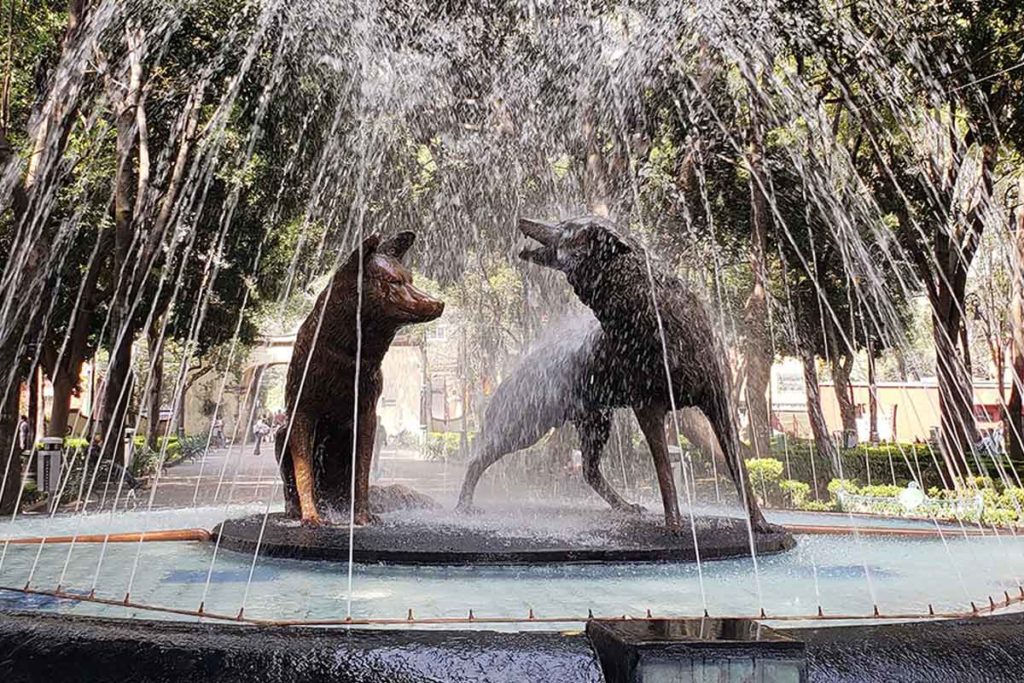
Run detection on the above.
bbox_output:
[290,413,322,527]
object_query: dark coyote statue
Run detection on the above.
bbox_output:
[458,216,768,533]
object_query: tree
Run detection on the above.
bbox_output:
[742,100,774,459]
[2,0,309,515]
[83,0,303,460]
[0,0,91,514]
[812,1,1024,480]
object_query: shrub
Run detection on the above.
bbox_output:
[982,507,1019,526]
[745,458,784,507]
[969,476,995,490]
[768,440,950,490]
[779,479,810,508]
[858,484,903,498]
[178,433,209,462]
[827,478,859,498]
[746,458,784,482]
[425,432,471,462]
[130,446,160,477]
[21,480,42,506]
[1001,488,1024,512]
[729,454,1024,527]
[798,500,834,512]
[129,435,191,466]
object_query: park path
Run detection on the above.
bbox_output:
[144,446,471,509]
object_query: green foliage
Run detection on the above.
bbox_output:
[20,480,42,506]
[425,432,472,463]
[128,434,204,472]
[779,479,810,508]
[436,257,530,404]
[745,458,788,507]
[746,458,784,482]
[0,1,65,154]
[814,475,1024,527]
[798,500,834,512]
[857,484,903,498]
[179,434,209,461]
[827,478,859,498]
[1001,487,1024,511]
[130,446,161,478]
[768,439,949,491]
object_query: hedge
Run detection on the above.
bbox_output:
[744,456,1024,526]
[753,439,1020,491]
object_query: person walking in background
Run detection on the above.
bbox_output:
[371,416,387,479]
[252,415,271,456]
[211,417,225,448]
[17,415,32,452]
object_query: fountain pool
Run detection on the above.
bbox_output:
[2,505,1021,628]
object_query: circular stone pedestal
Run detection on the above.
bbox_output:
[212,507,795,565]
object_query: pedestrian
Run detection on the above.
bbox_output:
[17,415,32,452]
[211,417,225,448]
[85,433,104,464]
[371,417,387,479]
[253,416,271,456]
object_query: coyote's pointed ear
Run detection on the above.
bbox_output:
[345,233,381,267]
[362,233,382,252]
[379,231,416,262]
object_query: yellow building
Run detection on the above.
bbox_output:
[771,358,1007,443]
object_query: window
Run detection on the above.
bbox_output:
[426,322,450,342]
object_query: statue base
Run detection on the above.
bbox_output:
[213,502,795,565]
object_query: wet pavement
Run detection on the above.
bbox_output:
[133,446,472,510]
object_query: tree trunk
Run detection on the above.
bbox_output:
[582,108,609,217]
[743,129,772,459]
[923,145,993,482]
[97,329,134,460]
[1008,179,1024,462]
[146,319,164,450]
[1010,354,1024,463]
[45,232,109,438]
[932,311,978,482]
[177,385,187,438]
[867,339,880,444]
[28,365,40,442]
[800,347,839,482]
[960,320,973,380]
[677,407,724,462]
[238,365,265,448]
[177,364,212,439]
[0,388,22,515]
[831,352,857,445]
[95,36,143,462]
[888,133,990,482]
[48,366,77,438]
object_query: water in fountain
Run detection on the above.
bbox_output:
[0,0,1022,628]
